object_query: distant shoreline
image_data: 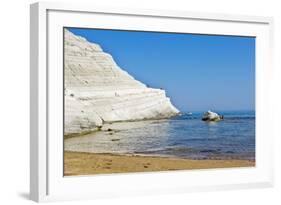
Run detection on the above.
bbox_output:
[64,151,255,176]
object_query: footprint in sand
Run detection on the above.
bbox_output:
[143,163,151,168]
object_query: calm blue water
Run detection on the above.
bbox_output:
[64,111,255,160]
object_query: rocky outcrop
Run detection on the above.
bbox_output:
[202,110,223,122]
[64,29,179,135]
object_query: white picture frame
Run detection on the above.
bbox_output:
[30,2,274,202]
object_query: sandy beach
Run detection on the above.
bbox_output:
[64,151,255,176]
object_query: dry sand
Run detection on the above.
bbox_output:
[64,151,255,176]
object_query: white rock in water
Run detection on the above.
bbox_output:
[202,110,222,121]
[64,29,180,135]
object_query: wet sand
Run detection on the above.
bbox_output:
[64,151,255,176]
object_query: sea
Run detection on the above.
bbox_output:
[64,111,255,160]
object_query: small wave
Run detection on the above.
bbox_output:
[200,149,221,154]
[132,146,255,160]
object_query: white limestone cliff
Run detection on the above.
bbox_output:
[64,29,179,135]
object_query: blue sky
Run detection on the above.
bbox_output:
[68,27,255,112]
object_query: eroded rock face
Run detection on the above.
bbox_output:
[64,29,179,135]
